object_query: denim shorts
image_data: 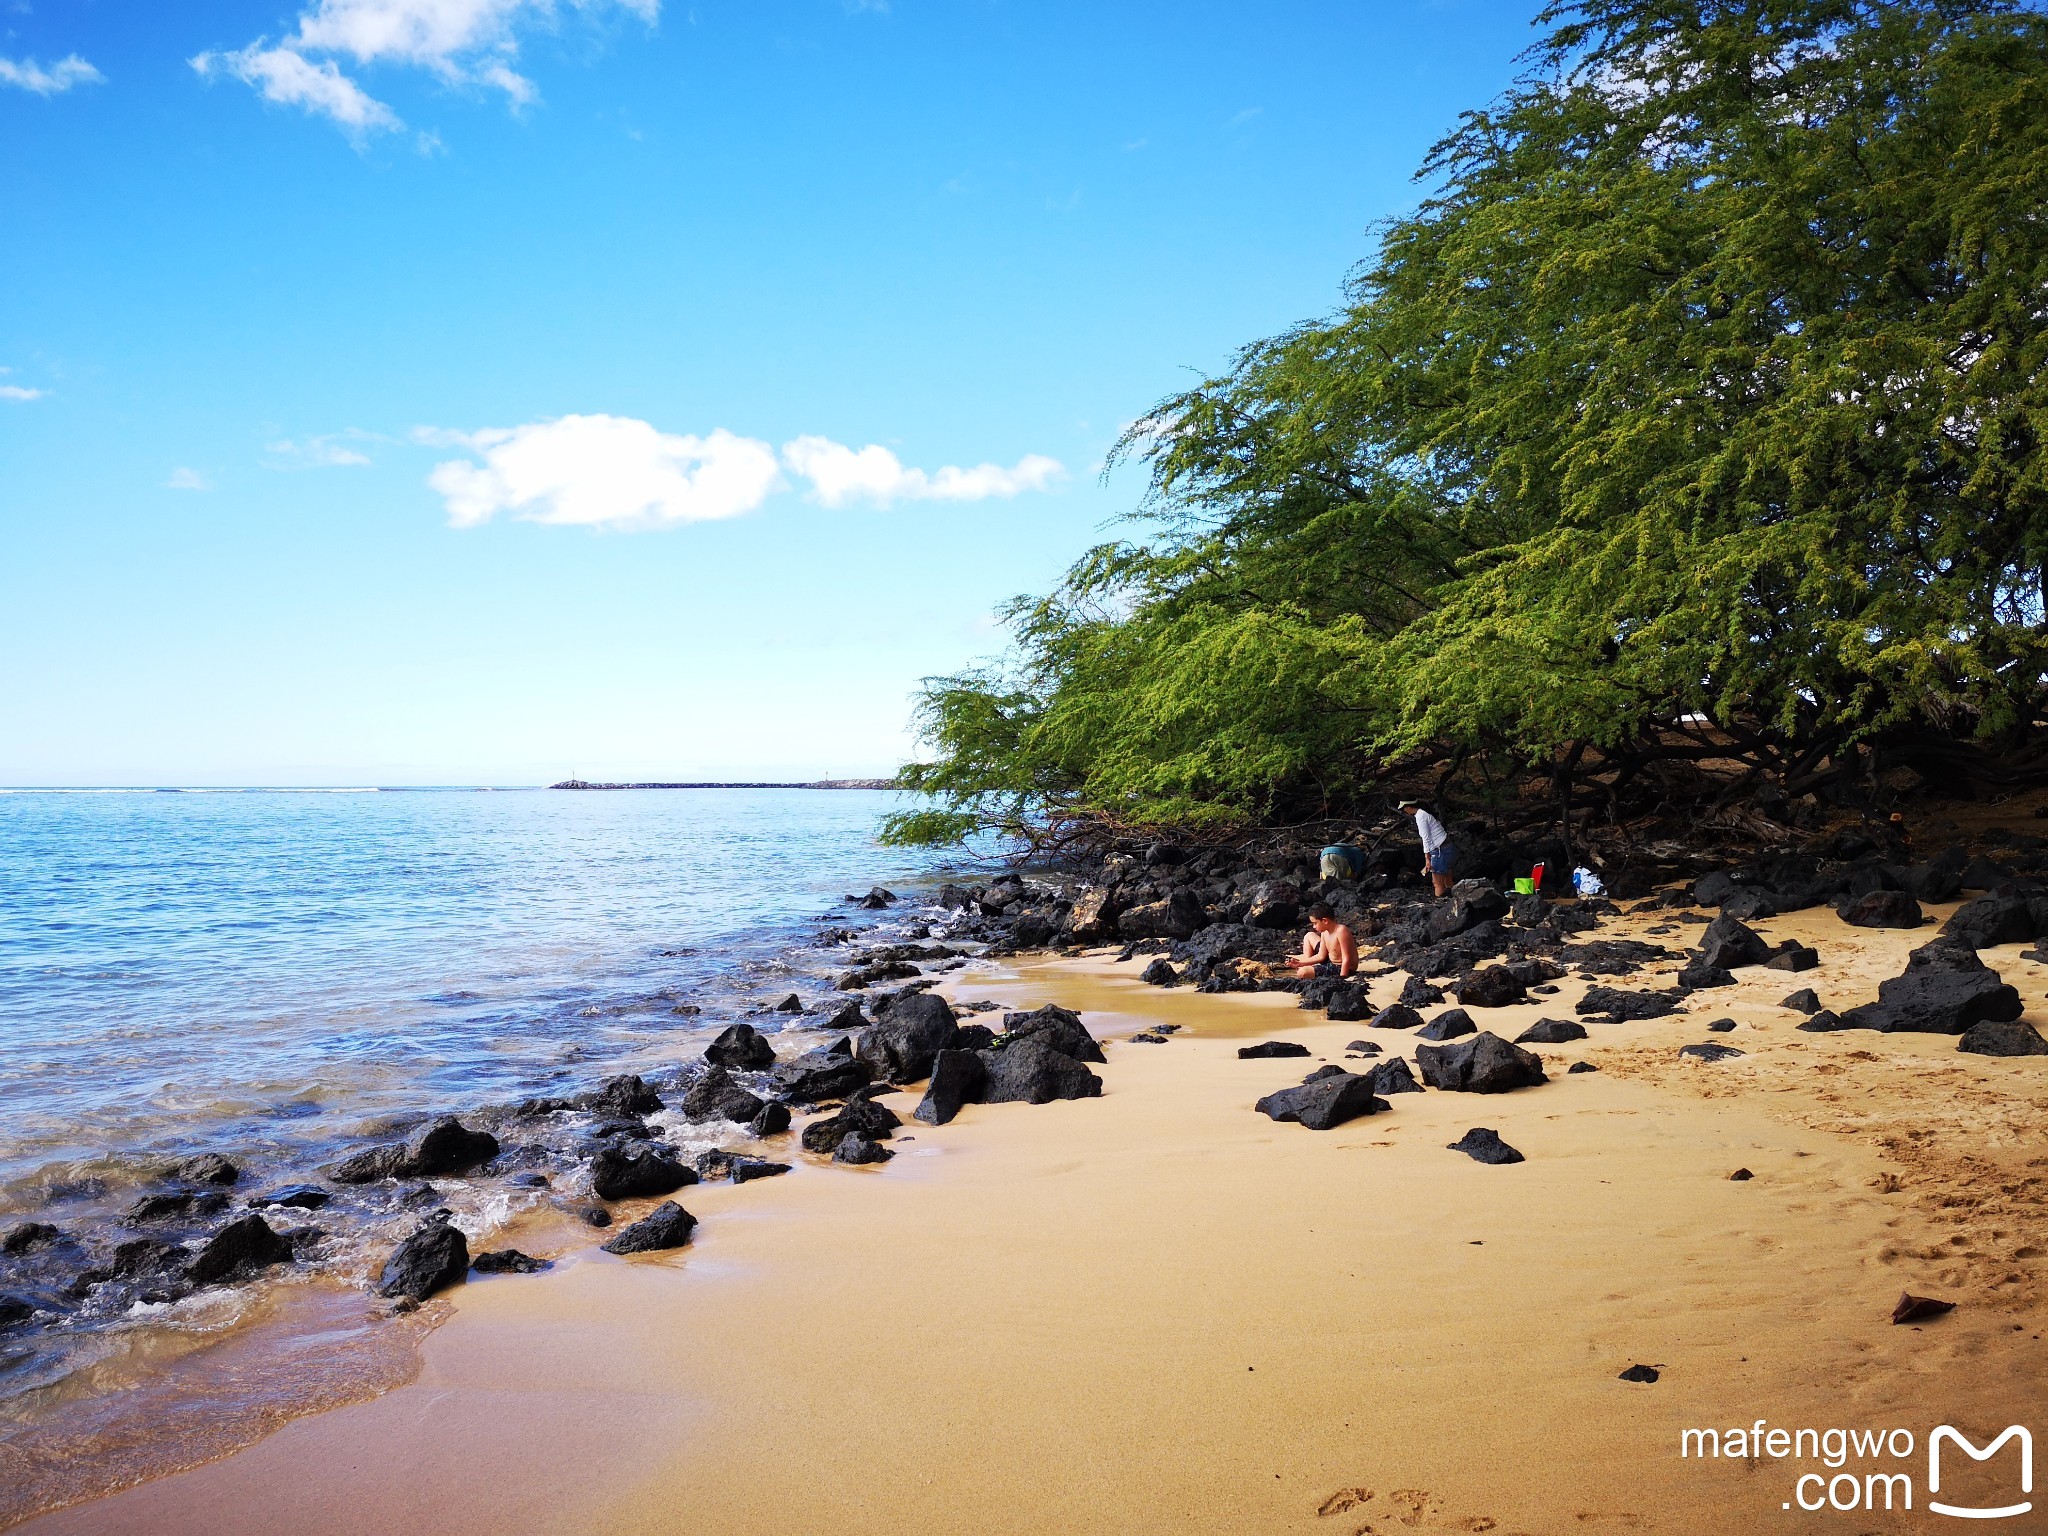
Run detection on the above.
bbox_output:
[1427,843,1457,874]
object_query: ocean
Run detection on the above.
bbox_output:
[0,786,959,1405]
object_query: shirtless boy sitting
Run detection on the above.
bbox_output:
[1285,903,1356,979]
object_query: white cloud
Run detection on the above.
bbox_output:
[781,436,1064,508]
[268,433,376,467]
[0,55,104,94]
[0,385,43,402]
[194,0,658,134]
[424,414,1065,529]
[426,414,783,529]
[193,45,402,134]
[166,468,212,491]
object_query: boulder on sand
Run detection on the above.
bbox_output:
[1117,890,1206,940]
[1416,1009,1477,1042]
[1679,1042,1745,1062]
[1765,944,1820,972]
[1000,1004,1106,1064]
[801,1097,902,1153]
[1447,1127,1523,1165]
[1676,959,1736,990]
[377,1218,469,1301]
[1398,976,1444,1008]
[1366,1057,1423,1095]
[1940,895,2039,949]
[1838,940,2023,1034]
[1779,988,1822,1014]
[1369,1004,1424,1031]
[600,1201,697,1255]
[704,1024,777,1071]
[1139,958,1181,987]
[1456,966,1527,1008]
[1067,888,1123,941]
[979,1038,1103,1105]
[1957,1017,2048,1057]
[833,1132,895,1165]
[1238,1040,1312,1059]
[1415,1032,1547,1093]
[1254,1072,1388,1130]
[1696,914,1772,969]
[1514,1018,1588,1045]
[856,991,961,1082]
[1576,986,1684,1022]
[1837,890,1924,929]
[914,1049,987,1126]
[765,1043,874,1104]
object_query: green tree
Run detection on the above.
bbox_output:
[887,0,2048,848]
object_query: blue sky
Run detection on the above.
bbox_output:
[2,0,1540,785]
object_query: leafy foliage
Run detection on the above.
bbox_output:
[885,0,2048,846]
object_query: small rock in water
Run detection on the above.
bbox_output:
[377,1219,469,1301]
[505,1172,550,1189]
[1618,1364,1660,1383]
[1129,1031,1169,1044]
[833,1132,894,1165]
[601,1201,698,1255]
[731,1156,792,1184]
[1447,1127,1524,1165]
[2,1222,59,1255]
[471,1249,547,1274]
[185,1215,293,1286]
[399,1184,443,1209]
[127,1189,228,1224]
[1729,1168,1754,1181]
[1238,1041,1311,1059]
[772,993,804,1013]
[749,1102,792,1137]
[705,1023,778,1070]
[589,1145,695,1201]
[248,1184,330,1210]
[173,1154,240,1187]
[579,1074,664,1117]
[402,1117,500,1177]
[1678,1042,1746,1062]
[578,1207,612,1228]
[1891,1292,1955,1325]
[0,1295,37,1330]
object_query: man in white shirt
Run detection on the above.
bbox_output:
[1400,800,1456,897]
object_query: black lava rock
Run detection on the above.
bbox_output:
[1567,1061,1599,1073]
[749,1101,792,1137]
[1416,1009,1477,1042]
[1514,1018,1588,1045]
[1447,1127,1523,1164]
[979,1038,1104,1104]
[682,1066,769,1124]
[601,1201,697,1254]
[1344,1040,1382,1056]
[1397,976,1444,1008]
[1795,1010,1847,1032]
[403,1118,501,1178]
[1765,944,1820,972]
[914,1048,987,1125]
[1366,1056,1423,1095]
[2,1222,59,1256]
[730,1156,792,1183]
[1940,895,2037,950]
[857,991,961,1082]
[186,1214,292,1286]
[801,1097,902,1153]
[1837,890,1924,929]
[1415,1032,1547,1093]
[1369,1004,1424,1030]
[1576,986,1685,1022]
[1678,1042,1746,1062]
[704,1023,778,1071]
[173,1153,240,1187]
[1000,1004,1107,1064]
[1140,957,1182,986]
[1838,941,2023,1034]
[579,1074,663,1117]
[833,1132,895,1165]
[248,1185,329,1210]
[1456,966,1527,1008]
[377,1219,470,1300]
[472,1249,547,1273]
[1618,1364,1660,1383]
[1238,1040,1312,1059]
[589,1145,696,1201]
[1676,959,1737,990]
[1958,1017,2048,1056]
[1254,1072,1388,1130]
[1780,988,1822,1013]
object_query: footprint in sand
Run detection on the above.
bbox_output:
[1318,1486,1505,1532]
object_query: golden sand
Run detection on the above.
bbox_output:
[16,903,2048,1535]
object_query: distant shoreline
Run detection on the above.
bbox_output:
[548,779,897,791]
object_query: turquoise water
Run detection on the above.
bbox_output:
[0,787,950,1214]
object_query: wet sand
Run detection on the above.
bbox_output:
[15,903,2048,1535]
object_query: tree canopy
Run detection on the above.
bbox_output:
[885,0,2048,850]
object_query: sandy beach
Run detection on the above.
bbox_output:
[14,899,2048,1536]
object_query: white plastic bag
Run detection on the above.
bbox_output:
[1571,865,1604,896]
